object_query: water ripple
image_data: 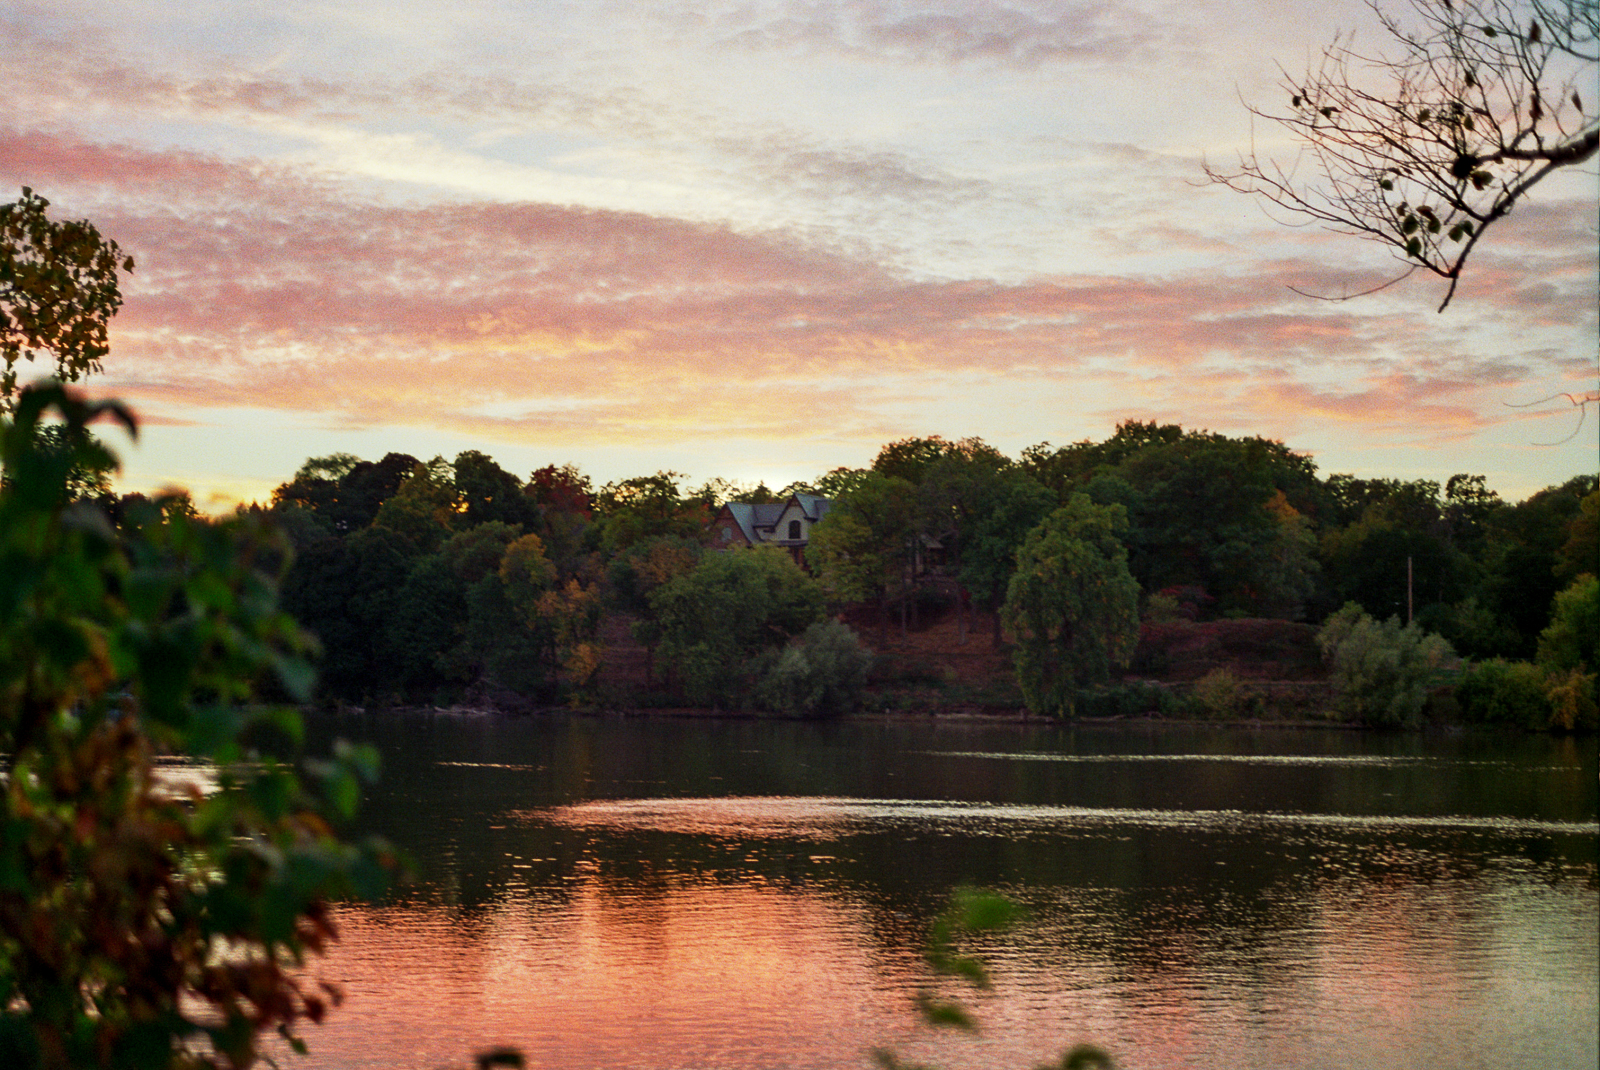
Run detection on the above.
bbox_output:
[534,796,1597,839]
[926,750,1587,771]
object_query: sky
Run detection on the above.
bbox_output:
[3,0,1595,510]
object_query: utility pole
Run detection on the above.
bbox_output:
[1407,555,1414,625]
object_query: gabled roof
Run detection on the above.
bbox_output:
[717,495,830,545]
[720,501,787,544]
[789,493,830,522]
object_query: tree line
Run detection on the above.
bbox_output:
[141,423,1589,724]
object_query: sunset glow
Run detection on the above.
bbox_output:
[4,0,1594,507]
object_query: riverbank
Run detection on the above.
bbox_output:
[353,605,1582,732]
[581,604,1347,724]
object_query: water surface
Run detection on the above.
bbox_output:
[291,715,1598,1070]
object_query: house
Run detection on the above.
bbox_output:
[709,493,831,566]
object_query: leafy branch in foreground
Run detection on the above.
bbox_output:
[0,383,398,1069]
[872,889,1115,1070]
[1206,0,1598,311]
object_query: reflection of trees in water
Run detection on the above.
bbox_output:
[310,711,1595,949]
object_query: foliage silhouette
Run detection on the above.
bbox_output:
[0,384,397,1069]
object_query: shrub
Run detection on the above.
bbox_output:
[1075,680,1185,718]
[752,620,875,718]
[1191,667,1259,720]
[1317,603,1457,727]
[1537,574,1598,675]
[1542,668,1597,732]
[1143,592,1185,623]
[1455,659,1553,728]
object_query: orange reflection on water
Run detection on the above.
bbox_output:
[292,876,923,1070]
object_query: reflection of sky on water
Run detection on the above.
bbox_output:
[534,795,1598,839]
[281,717,1597,1070]
[295,837,1597,1070]
[930,750,1589,771]
[150,755,219,797]
[291,882,922,1070]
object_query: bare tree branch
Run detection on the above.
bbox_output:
[1206,0,1598,311]
[1286,264,1420,301]
[1505,387,1600,445]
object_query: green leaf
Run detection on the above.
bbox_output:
[954,888,1021,932]
[1060,1044,1118,1070]
[329,769,360,819]
[335,739,383,782]
[915,995,977,1031]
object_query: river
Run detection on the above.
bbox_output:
[287,712,1598,1070]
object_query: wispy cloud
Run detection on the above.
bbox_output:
[1,0,1593,504]
[672,0,1158,68]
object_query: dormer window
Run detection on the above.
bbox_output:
[788,520,802,540]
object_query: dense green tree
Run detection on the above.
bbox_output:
[1442,473,1504,551]
[453,450,536,529]
[1320,514,1468,620]
[1555,490,1597,584]
[650,548,825,707]
[806,471,919,639]
[292,453,362,483]
[594,471,709,555]
[382,553,466,695]
[371,458,457,554]
[811,466,876,500]
[1538,574,1599,675]
[1002,496,1141,717]
[271,452,421,535]
[1459,474,1596,655]
[1082,430,1321,616]
[749,619,875,718]
[0,189,133,410]
[381,523,525,698]
[454,544,557,700]
[918,457,1054,646]
[278,527,415,702]
[607,535,703,684]
[873,435,1007,487]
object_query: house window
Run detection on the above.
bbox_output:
[788,520,802,540]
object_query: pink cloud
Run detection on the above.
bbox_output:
[2,129,1586,459]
